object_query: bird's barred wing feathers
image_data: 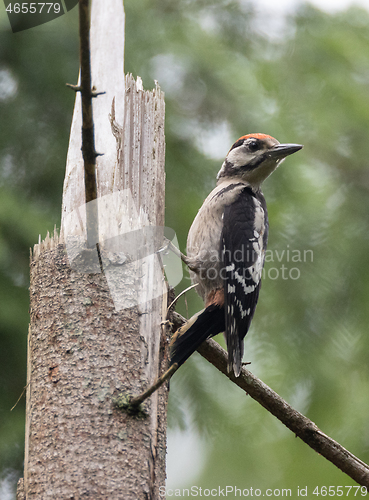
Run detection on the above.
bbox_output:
[221,187,268,376]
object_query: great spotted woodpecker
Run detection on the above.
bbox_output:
[170,134,303,377]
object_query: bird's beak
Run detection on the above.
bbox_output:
[268,143,303,159]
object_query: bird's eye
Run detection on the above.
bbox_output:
[247,140,259,152]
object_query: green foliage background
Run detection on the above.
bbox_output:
[1,0,369,497]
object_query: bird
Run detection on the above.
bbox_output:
[170,133,303,377]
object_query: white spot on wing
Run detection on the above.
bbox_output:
[252,197,265,233]
[234,269,256,294]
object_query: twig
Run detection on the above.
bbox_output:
[66,83,105,98]
[122,286,197,411]
[129,309,369,487]
[128,363,179,411]
[167,283,198,313]
[74,0,100,252]
[66,83,83,92]
[10,384,28,412]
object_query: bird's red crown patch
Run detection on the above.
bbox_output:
[238,133,275,141]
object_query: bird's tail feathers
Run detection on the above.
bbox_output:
[226,334,244,377]
[170,304,225,368]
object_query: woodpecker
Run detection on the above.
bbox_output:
[170,133,303,377]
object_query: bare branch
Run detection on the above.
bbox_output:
[127,311,369,487]
[197,337,369,489]
[78,0,99,248]
[125,364,178,411]
[167,284,198,312]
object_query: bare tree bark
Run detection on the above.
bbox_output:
[24,232,167,499]
[18,0,168,498]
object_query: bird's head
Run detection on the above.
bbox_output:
[217,133,303,188]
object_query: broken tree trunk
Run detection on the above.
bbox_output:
[18,1,168,498]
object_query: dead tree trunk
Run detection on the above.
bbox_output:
[18,1,167,498]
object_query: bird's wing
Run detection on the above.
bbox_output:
[221,187,268,376]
